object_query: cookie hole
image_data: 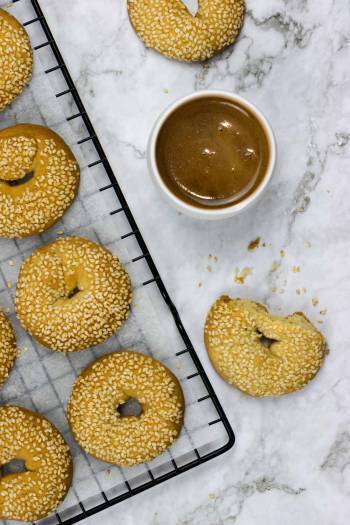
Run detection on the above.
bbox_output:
[182,0,198,16]
[117,397,142,417]
[2,459,27,475]
[67,286,80,299]
[257,331,277,348]
[0,171,34,187]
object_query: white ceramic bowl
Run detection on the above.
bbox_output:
[147,90,276,220]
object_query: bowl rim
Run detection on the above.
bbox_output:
[147,90,277,219]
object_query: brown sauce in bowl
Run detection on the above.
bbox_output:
[155,96,270,209]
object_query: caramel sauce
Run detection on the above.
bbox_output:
[155,96,270,209]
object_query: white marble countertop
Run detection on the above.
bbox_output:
[39,0,350,523]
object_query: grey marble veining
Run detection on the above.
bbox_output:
[36,0,350,523]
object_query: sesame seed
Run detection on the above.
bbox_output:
[270,261,278,273]
[234,267,252,284]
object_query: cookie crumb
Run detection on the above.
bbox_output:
[163,88,169,94]
[312,298,319,307]
[247,237,260,251]
[270,261,278,273]
[7,281,13,289]
[207,265,212,272]
[296,289,301,295]
[198,282,203,288]
[320,309,327,316]
[292,266,300,273]
[8,259,14,266]
[234,267,252,284]
[17,346,28,357]
[280,249,285,257]
[57,229,65,235]
[208,492,216,500]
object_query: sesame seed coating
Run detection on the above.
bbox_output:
[0,9,33,111]
[0,311,16,390]
[0,406,72,522]
[204,296,326,397]
[68,351,184,466]
[128,0,245,62]
[16,236,132,352]
[0,124,80,238]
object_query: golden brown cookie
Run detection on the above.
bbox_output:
[0,8,33,111]
[16,236,132,352]
[205,296,326,396]
[128,0,245,62]
[0,406,72,522]
[68,351,184,466]
[0,310,16,389]
[0,124,80,238]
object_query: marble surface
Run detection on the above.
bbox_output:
[35,0,350,523]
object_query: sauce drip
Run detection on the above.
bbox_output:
[155,97,270,209]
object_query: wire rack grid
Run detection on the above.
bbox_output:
[0,1,235,524]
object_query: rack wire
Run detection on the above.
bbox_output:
[0,1,235,524]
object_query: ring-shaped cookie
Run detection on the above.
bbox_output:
[205,296,326,396]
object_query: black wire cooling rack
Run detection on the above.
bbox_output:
[0,1,235,524]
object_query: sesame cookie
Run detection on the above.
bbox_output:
[0,9,33,111]
[128,0,245,62]
[0,406,72,522]
[0,311,16,389]
[16,236,132,352]
[0,124,80,238]
[68,351,184,466]
[204,296,326,396]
